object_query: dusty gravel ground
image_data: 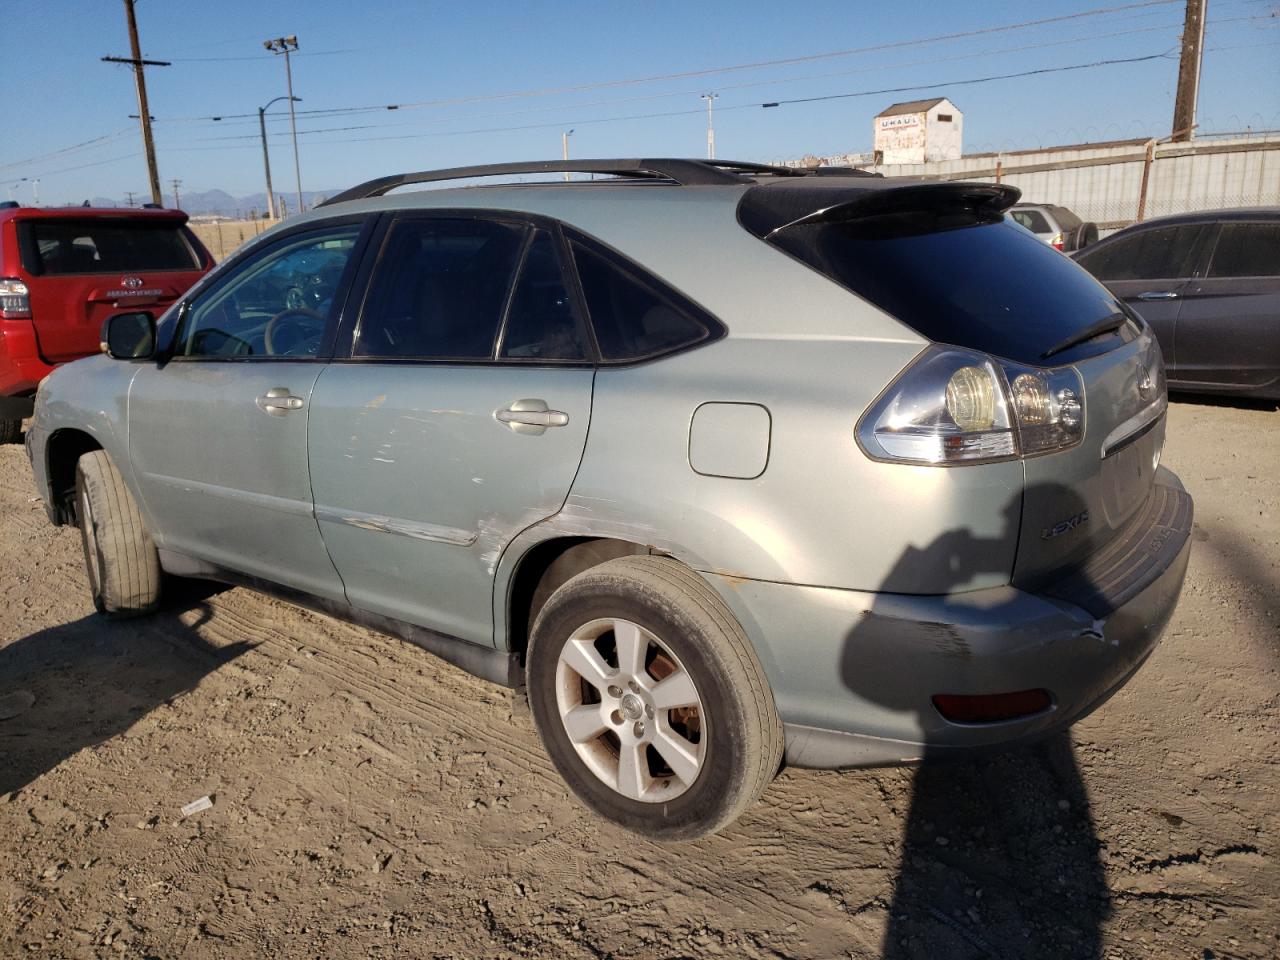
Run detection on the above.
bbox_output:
[0,397,1277,960]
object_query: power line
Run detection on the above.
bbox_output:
[151,0,1189,124]
[159,50,1177,153]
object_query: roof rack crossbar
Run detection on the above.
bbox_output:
[319,158,764,207]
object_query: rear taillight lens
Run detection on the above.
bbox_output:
[1050,233,1065,251]
[0,278,31,319]
[859,345,1084,466]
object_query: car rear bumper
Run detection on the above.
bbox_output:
[702,468,1193,769]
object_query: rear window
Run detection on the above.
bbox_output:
[21,219,199,275]
[768,209,1132,365]
[1010,209,1050,233]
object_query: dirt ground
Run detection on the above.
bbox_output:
[1,397,1276,960]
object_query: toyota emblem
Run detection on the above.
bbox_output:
[121,276,144,289]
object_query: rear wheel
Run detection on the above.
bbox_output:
[527,555,783,840]
[75,450,161,617]
[0,419,20,444]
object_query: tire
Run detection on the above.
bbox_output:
[526,555,784,840]
[75,450,161,617]
[1068,222,1099,252]
[0,419,20,444]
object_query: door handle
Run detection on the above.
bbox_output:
[256,387,304,416]
[496,398,569,435]
[1137,291,1179,301]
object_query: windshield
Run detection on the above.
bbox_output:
[765,209,1136,365]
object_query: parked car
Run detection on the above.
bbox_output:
[1074,208,1280,400]
[1010,202,1099,252]
[26,159,1192,839]
[0,202,213,442]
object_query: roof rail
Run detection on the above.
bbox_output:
[317,158,813,207]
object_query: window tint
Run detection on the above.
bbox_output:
[499,230,586,361]
[178,227,358,358]
[1010,210,1050,233]
[570,242,711,361]
[1075,224,1205,281]
[25,219,200,274]
[1207,222,1280,278]
[768,212,1131,365]
[356,218,525,360]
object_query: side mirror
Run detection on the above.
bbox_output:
[101,312,156,360]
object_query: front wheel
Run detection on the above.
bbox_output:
[0,419,20,444]
[75,450,161,617]
[527,556,783,840]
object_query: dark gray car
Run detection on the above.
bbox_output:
[1074,208,1280,400]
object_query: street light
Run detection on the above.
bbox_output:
[258,95,301,219]
[263,35,303,215]
[701,93,719,160]
[562,129,574,182]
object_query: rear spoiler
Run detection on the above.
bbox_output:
[738,181,1022,240]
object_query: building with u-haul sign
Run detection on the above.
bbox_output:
[873,97,963,165]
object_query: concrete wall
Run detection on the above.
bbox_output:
[857,133,1280,231]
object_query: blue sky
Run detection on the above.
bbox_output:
[4,0,1278,206]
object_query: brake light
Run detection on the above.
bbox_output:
[932,689,1053,723]
[0,278,31,319]
[1050,233,1065,251]
[858,345,1085,465]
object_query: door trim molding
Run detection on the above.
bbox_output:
[314,504,477,546]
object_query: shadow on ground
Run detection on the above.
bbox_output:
[841,482,1116,959]
[0,581,248,797]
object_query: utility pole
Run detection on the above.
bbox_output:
[701,93,719,160]
[171,178,181,209]
[562,129,574,182]
[124,190,136,207]
[103,0,169,206]
[1171,0,1207,142]
[264,36,303,215]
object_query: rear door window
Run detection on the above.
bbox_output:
[355,218,525,360]
[1075,224,1207,281]
[1206,222,1280,278]
[21,219,200,275]
[569,240,718,362]
[498,229,588,361]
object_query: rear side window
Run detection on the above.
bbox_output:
[1075,224,1206,281]
[570,240,716,362]
[767,210,1130,365]
[22,219,200,275]
[1207,222,1280,278]
[356,218,525,360]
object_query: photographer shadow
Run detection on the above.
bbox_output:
[841,484,1111,960]
[0,580,249,797]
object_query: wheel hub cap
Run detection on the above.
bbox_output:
[554,617,707,804]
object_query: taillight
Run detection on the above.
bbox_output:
[0,278,31,319]
[858,345,1085,466]
[1050,233,1065,251]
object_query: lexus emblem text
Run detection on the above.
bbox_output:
[1042,509,1090,541]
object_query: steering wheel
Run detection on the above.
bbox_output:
[264,307,326,356]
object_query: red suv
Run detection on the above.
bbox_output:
[0,203,213,441]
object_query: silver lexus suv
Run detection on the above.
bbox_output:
[26,159,1193,840]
